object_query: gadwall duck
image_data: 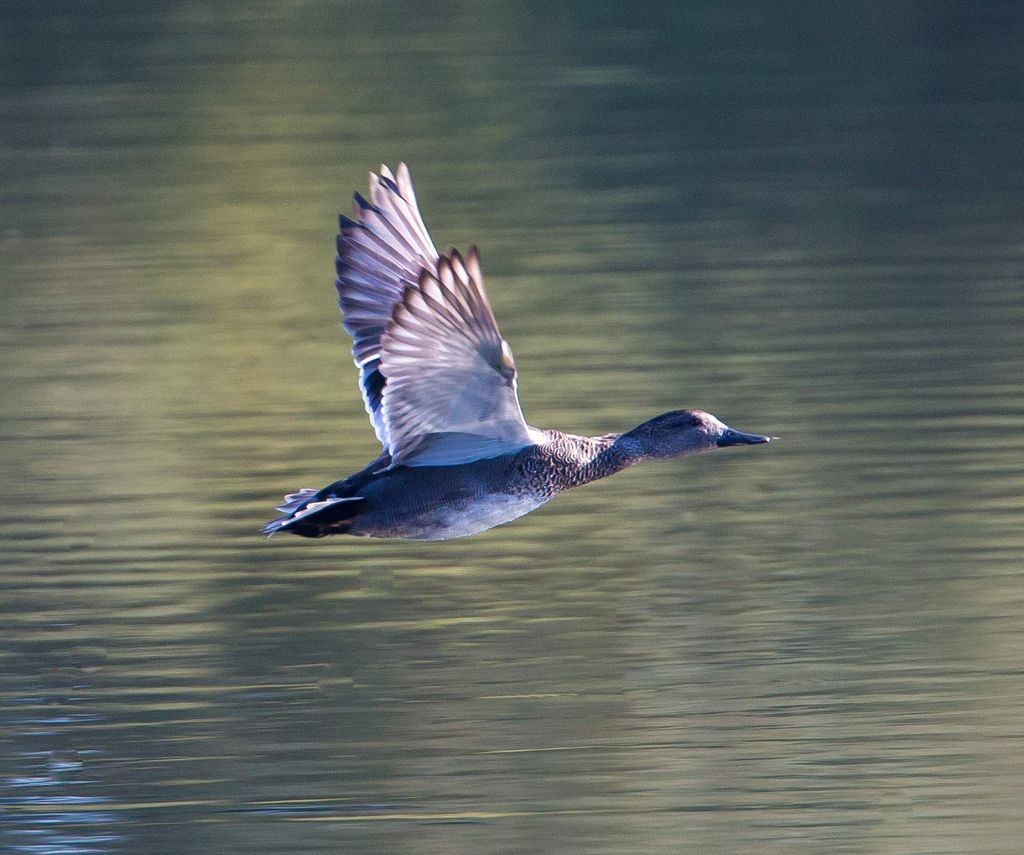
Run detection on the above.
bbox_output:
[265,164,770,540]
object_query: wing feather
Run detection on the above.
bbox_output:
[334,165,437,446]
[334,166,531,467]
[378,247,531,467]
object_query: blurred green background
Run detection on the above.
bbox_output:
[2,2,1023,853]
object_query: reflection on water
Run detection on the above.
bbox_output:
[3,2,1024,853]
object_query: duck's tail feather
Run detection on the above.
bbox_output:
[263,491,366,538]
[274,489,319,515]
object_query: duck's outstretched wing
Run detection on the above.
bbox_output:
[335,163,438,449]
[378,246,533,467]
[336,166,533,468]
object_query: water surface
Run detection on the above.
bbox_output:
[2,3,1023,853]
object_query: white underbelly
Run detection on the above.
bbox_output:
[416,494,549,540]
[354,493,549,541]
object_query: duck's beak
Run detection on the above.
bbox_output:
[718,427,772,447]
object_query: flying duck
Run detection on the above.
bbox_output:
[265,164,770,540]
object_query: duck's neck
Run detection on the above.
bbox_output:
[596,432,648,474]
[542,430,641,488]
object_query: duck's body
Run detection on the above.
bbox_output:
[265,165,770,541]
[268,429,619,540]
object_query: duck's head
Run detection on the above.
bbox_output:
[618,409,771,461]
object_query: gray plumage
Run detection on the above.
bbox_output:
[265,164,770,541]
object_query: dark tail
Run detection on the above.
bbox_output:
[263,489,366,538]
